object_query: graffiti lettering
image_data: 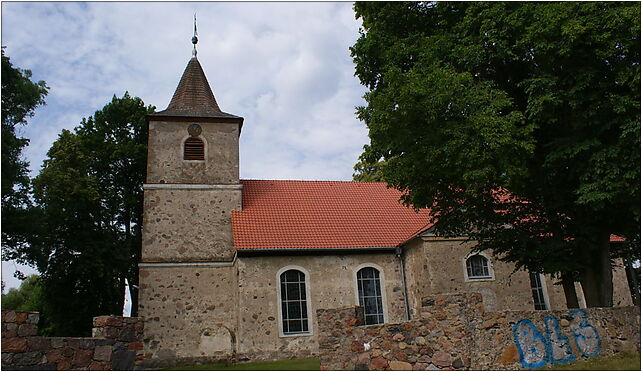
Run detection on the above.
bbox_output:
[544,316,575,363]
[513,319,548,369]
[512,310,600,368]
[569,309,601,357]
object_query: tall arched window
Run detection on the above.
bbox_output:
[357,267,384,325]
[466,254,492,280]
[279,269,309,335]
[184,137,205,160]
[529,272,549,310]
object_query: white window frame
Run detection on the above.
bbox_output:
[353,263,389,325]
[462,252,495,282]
[529,272,551,310]
[181,134,208,163]
[276,265,313,337]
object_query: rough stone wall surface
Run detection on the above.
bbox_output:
[1,311,143,371]
[141,188,241,262]
[317,293,479,371]
[137,265,238,368]
[470,304,640,370]
[404,238,565,313]
[316,293,641,371]
[236,253,407,360]
[142,188,241,262]
[146,120,240,185]
[403,237,633,315]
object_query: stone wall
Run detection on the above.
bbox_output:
[316,293,640,370]
[403,238,546,313]
[146,120,240,185]
[236,253,407,361]
[1,311,144,370]
[138,264,238,368]
[141,187,241,262]
[403,237,633,315]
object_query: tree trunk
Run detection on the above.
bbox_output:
[561,272,579,309]
[624,261,641,306]
[579,231,613,307]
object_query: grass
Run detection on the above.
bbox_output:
[547,352,640,371]
[166,357,320,371]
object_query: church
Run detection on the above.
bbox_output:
[137,44,634,366]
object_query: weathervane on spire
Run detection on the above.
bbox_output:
[192,13,198,58]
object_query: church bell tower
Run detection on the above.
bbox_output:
[138,24,242,364]
[142,35,243,263]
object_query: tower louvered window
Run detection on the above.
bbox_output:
[184,137,205,160]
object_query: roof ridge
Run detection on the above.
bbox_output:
[240,179,388,184]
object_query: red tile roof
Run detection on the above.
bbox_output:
[231,180,433,250]
[230,180,625,250]
[610,234,625,242]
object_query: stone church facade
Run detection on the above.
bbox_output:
[138,55,633,366]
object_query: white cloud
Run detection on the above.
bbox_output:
[1,2,370,288]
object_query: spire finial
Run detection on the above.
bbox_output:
[192,13,198,58]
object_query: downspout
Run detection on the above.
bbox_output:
[396,246,411,321]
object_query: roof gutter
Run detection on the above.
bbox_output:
[236,246,397,256]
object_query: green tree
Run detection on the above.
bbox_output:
[30,93,154,335]
[1,275,43,311]
[351,2,640,307]
[1,49,48,266]
[352,148,387,182]
[74,93,153,317]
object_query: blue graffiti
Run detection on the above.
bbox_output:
[569,309,601,357]
[544,316,576,363]
[513,319,549,369]
[512,310,600,369]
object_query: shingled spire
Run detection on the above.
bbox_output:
[152,57,241,119]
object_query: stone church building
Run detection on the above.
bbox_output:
[138,53,633,366]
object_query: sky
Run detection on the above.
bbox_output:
[1,2,370,292]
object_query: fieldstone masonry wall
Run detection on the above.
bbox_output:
[1,311,144,370]
[317,293,640,370]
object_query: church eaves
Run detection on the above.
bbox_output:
[151,57,242,121]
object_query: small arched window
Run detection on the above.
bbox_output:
[184,137,205,161]
[357,267,384,325]
[279,269,309,335]
[466,255,492,280]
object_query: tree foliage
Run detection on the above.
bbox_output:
[352,151,387,182]
[352,2,640,307]
[1,49,48,264]
[1,275,44,312]
[28,93,154,335]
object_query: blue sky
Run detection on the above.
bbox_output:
[1,2,369,291]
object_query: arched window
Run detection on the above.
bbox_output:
[529,272,549,310]
[357,267,384,325]
[184,137,205,160]
[279,269,309,335]
[466,254,492,280]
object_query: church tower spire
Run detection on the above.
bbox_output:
[192,13,198,58]
[150,18,242,121]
